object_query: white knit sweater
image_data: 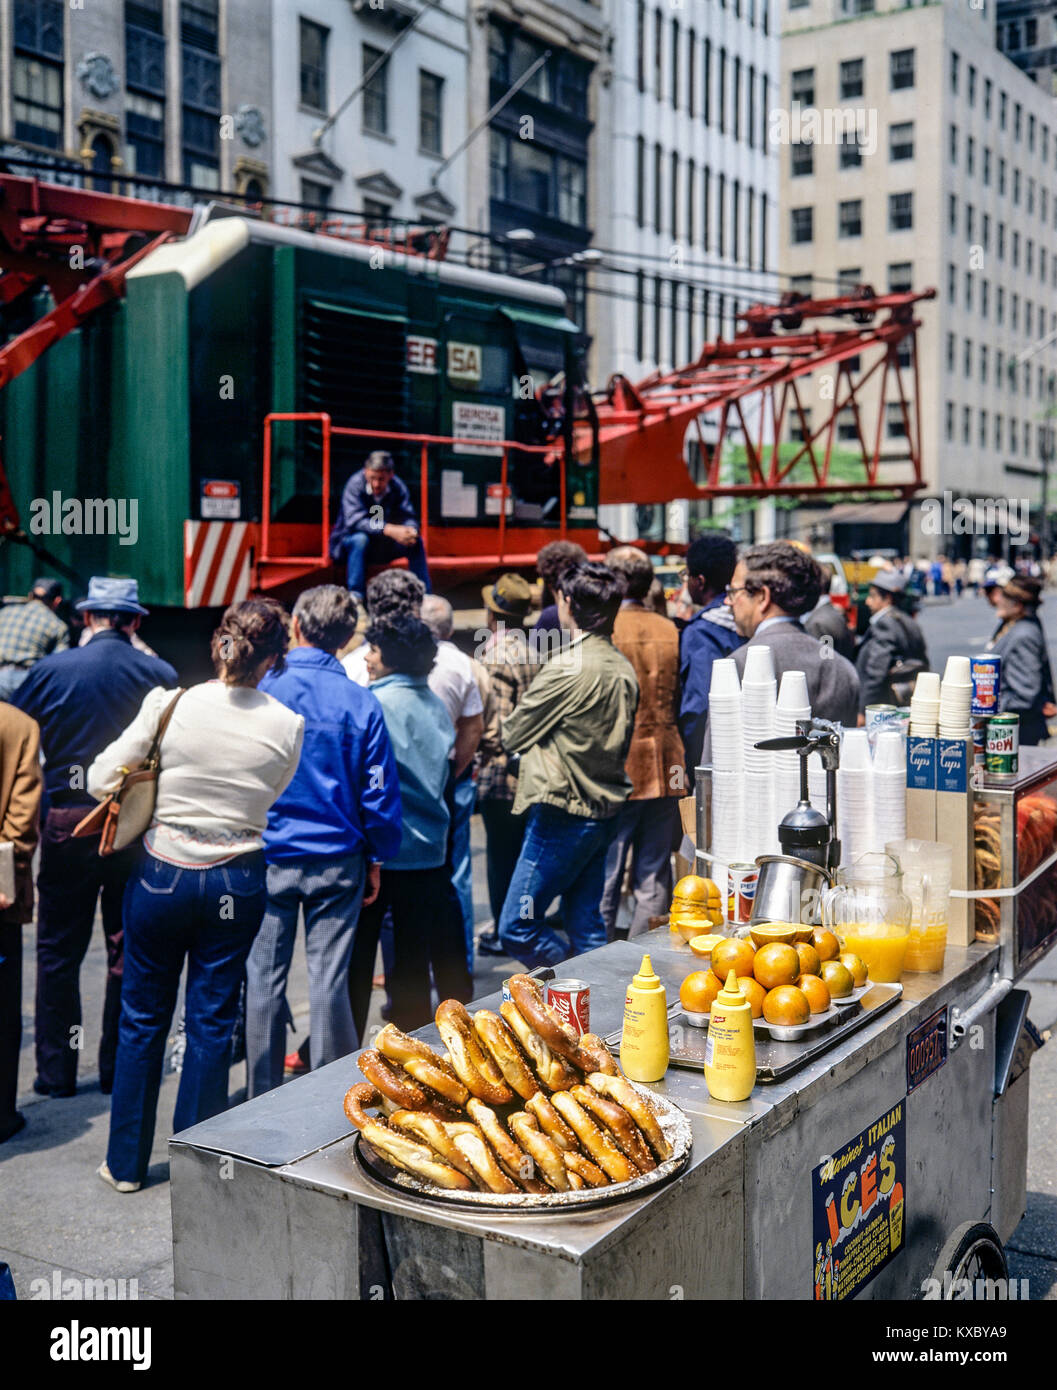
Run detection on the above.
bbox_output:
[87,681,304,866]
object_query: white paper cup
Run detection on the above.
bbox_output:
[743,645,776,684]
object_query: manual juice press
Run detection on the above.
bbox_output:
[750,718,843,926]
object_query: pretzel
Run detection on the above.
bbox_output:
[360,1119,474,1190]
[576,1033,619,1077]
[500,1001,579,1092]
[566,1169,585,1190]
[473,1010,541,1100]
[550,1091,638,1183]
[563,1150,609,1188]
[358,1049,430,1110]
[525,1091,578,1152]
[508,975,584,1065]
[571,1084,656,1173]
[435,1001,513,1105]
[449,1126,520,1194]
[344,1082,382,1131]
[388,1110,478,1181]
[465,1098,535,1188]
[586,1072,671,1161]
[508,1112,570,1191]
[376,1025,470,1106]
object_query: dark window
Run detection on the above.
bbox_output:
[671,19,679,107]
[688,32,696,117]
[887,261,912,292]
[636,270,645,358]
[791,206,813,244]
[747,65,755,147]
[180,0,217,51]
[761,191,768,270]
[687,159,696,244]
[636,0,646,92]
[363,45,388,134]
[840,58,863,99]
[13,0,64,149]
[732,178,740,259]
[791,66,814,106]
[419,70,443,154]
[703,164,711,250]
[301,178,331,211]
[703,38,712,125]
[838,199,862,237]
[839,133,862,169]
[654,142,663,231]
[889,191,913,231]
[718,172,726,254]
[733,57,741,141]
[792,142,813,176]
[890,48,914,90]
[654,9,663,99]
[125,91,165,181]
[300,18,328,112]
[718,47,727,133]
[636,135,645,228]
[889,121,913,161]
[671,150,679,236]
[950,49,959,94]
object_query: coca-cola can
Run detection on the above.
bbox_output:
[727,862,759,924]
[546,979,590,1037]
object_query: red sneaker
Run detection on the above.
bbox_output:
[283,1050,309,1075]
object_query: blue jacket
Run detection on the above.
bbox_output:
[260,647,402,863]
[13,628,177,802]
[370,672,454,870]
[678,597,743,774]
[330,469,418,557]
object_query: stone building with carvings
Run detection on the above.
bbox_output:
[1,0,272,199]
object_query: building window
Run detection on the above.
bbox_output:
[840,58,864,100]
[966,204,974,241]
[733,57,741,140]
[636,136,646,228]
[492,133,588,228]
[888,261,912,293]
[999,157,1006,195]
[688,31,697,117]
[181,0,217,49]
[981,279,989,318]
[1015,103,1022,140]
[890,49,915,90]
[968,64,976,106]
[983,147,991,185]
[703,164,711,250]
[557,156,586,224]
[966,135,974,176]
[747,65,755,147]
[636,270,645,360]
[838,267,862,294]
[994,414,1003,450]
[732,178,740,258]
[947,263,956,303]
[419,71,443,154]
[887,402,907,439]
[636,0,646,93]
[718,47,727,133]
[791,142,813,177]
[949,124,958,164]
[791,206,813,244]
[889,121,913,161]
[983,213,991,250]
[13,0,64,150]
[945,402,953,442]
[125,91,165,181]
[839,133,863,169]
[997,286,1004,323]
[838,408,858,442]
[670,150,680,237]
[963,407,971,445]
[889,191,913,231]
[791,67,815,106]
[299,18,328,113]
[687,159,696,243]
[985,78,992,117]
[703,38,712,125]
[181,1,220,189]
[979,411,987,448]
[654,143,663,231]
[363,44,389,135]
[301,178,331,211]
[1013,169,1021,205]
[489,128,508,199]
[671,18,680,107]
[1000,91,1008,130]
[963,338,972,377]
[838,200,862,237]
[790,408,812,444]
[945,332,955,371]
[965,272,973,311]
[948,193,957,234]
[655,8,663,100]
[718,173,726,254]
[950,49,959,94]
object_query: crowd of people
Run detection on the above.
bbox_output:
[0,519,1054,1188]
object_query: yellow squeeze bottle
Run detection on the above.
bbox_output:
[704,969,756,1102]
[620,953,669,1083]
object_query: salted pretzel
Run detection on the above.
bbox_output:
[358,1049,430,1110]
[388,1110,477,1181]
[465,1097,536,1188]
[576,1033,619,1076]
[360,1120,474,1190]
[571,1084,656,1173]
[448,1125,520,1194]
[472,1010,541,1100]
[500,1001,579,1092]
[507,975,584,1065]
[550,1091,638,1183]
[376,1025,470,1107]
[508,1112,570,1191]
[586,1072,671,1160]
[344,1082,382,1131]
[435,1001,513,1105]
[563,1150,609,1188]
[524,1091,578,1152]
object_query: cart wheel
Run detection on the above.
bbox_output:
[931,1222,1008,1298]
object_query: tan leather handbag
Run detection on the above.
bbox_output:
[73,689,186,856]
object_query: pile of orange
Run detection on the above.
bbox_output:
[678,929,869,1027]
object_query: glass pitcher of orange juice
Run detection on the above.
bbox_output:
[821,853,913,983]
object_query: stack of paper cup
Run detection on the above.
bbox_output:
[938,656,972,738]
[708,659,743,866]
[774,670,811,828]
[871,730,907,850]
[837,728,874,866]
[909,670,940,737]
[741,645,777,856]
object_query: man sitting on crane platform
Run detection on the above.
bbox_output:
[329,451,432,600]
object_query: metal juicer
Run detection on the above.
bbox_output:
[749,718,843,925]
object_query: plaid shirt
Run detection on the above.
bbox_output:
[0,599,69,668]
[476,627,541,802]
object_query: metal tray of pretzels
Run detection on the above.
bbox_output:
[342,974,692,1211]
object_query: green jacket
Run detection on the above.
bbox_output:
[501,632,639,820]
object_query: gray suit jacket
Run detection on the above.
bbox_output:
[702,619,860,761]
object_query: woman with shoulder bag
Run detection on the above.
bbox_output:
[987,577,1057,745]
[87,599,304,1192]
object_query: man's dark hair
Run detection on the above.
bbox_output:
[604,546,654,601]
[686,532,737,593]
[365,568,425,620]
[293,584,359,652]
[366,613,436,677]
[90,609,138,632]
[364,450,395,472]
[537,540,588,595]
[741,541,823,618]
[564,561,626,636]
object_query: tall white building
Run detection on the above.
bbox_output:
[271,0,470,228]
[596,0,780,542]
[779,0,1057,555]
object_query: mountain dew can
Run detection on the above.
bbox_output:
[985,715,1019,776]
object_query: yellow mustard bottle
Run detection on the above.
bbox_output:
[620,953,669,1083]
[704,969,756,1102]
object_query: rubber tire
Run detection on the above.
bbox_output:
[931,1221,1008,1298]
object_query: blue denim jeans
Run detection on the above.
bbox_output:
[106,850,267,1185]
[450,768,476,971]
[497,804,616,969]
[342,531,432,597]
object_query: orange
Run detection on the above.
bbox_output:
[711,937,756,979]
[679,970,724,1014]
[839,952,868,987]
[752,942,801,991]
[794,942,823,977]
[812,928,841,962]
[762,985,811,1026]
[736,975,766,1019]
[821,961,855,998]
[688,933,726,959]
[797,973,831,1014]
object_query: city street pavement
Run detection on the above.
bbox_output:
[3,588,1057,1301]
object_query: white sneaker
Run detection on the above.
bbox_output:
[97,1161,141,1194]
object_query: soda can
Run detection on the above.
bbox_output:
[986,714,1019,776]
[971,654,1002,718]
[546,980,590,1037]
[971,719,988,767]
[501,978,513,1003]
[727,862,759,923]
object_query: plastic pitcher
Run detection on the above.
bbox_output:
[886,839,952,973]
[822,852,913,983]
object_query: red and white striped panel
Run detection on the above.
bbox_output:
[184,521,253,608]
